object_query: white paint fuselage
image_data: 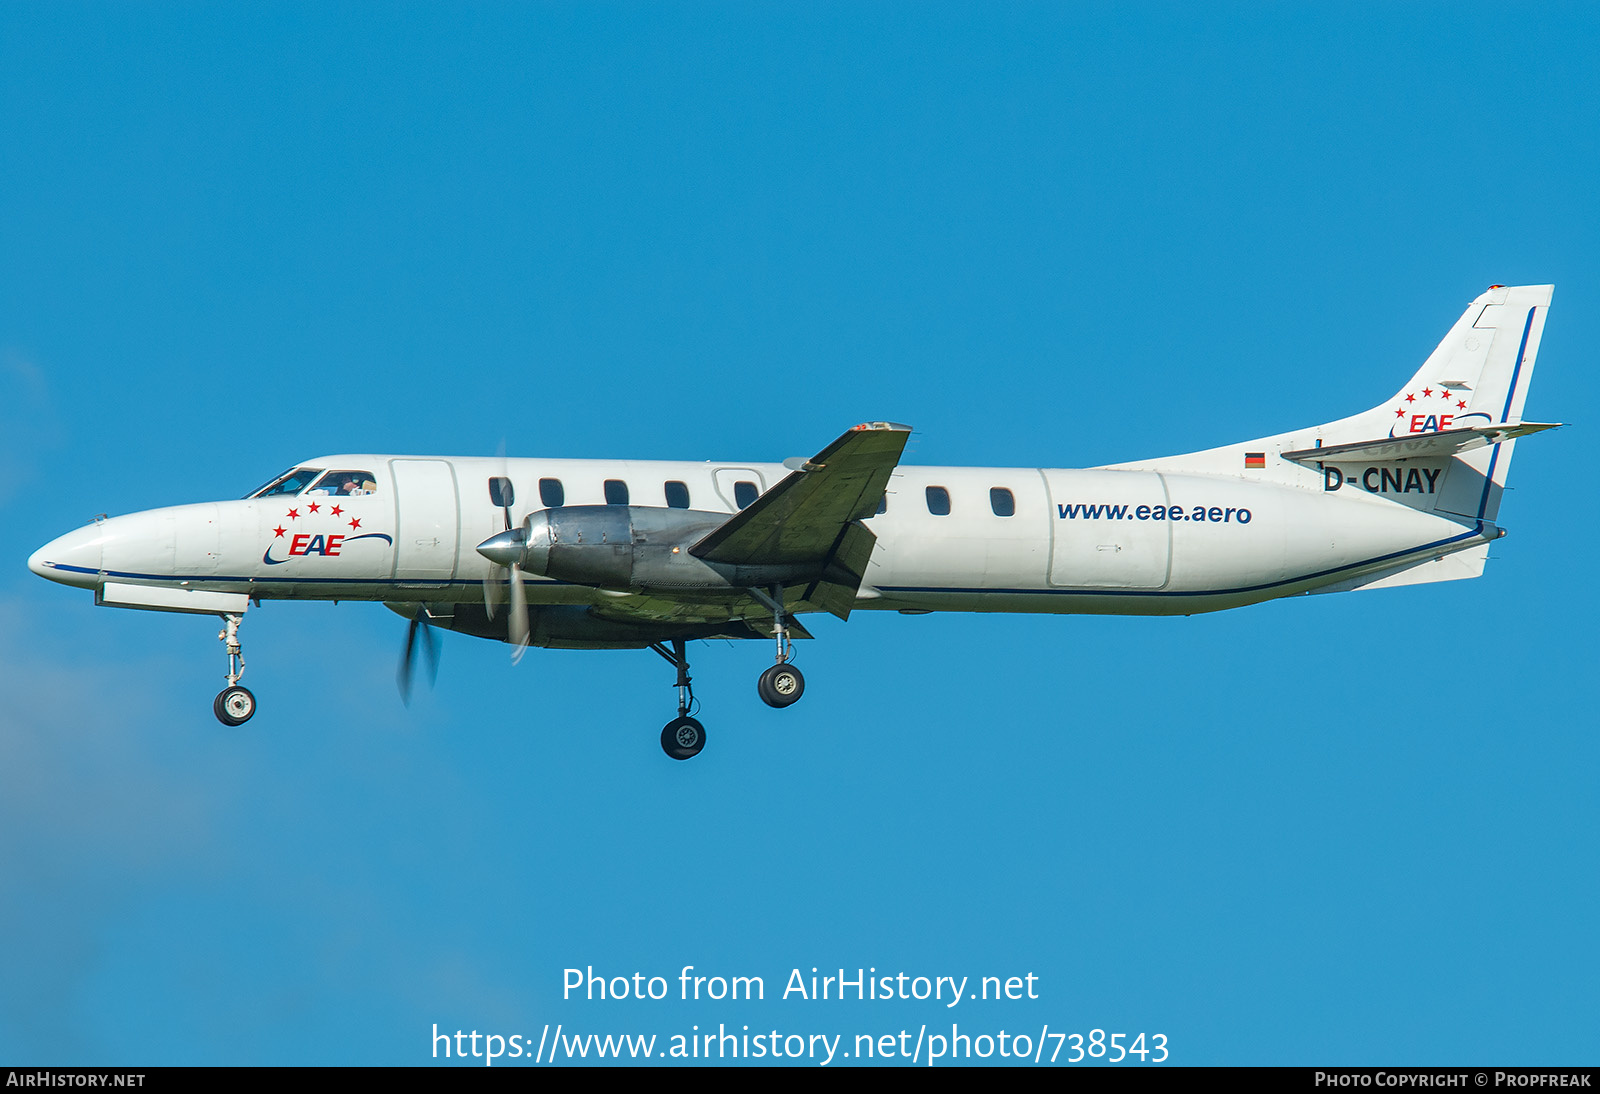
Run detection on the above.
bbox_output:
[28,452,1492,619]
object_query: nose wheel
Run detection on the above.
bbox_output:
[213,612,257,726]
[214,685,256,726]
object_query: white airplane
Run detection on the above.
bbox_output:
[29,285,1558,759]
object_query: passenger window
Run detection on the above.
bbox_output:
[604,479,629,505]
[926,486,951,516]
[734,481,759,510]
[877,493,887,515]
[539,478,565,507]
[665,481,691,509]
[310,470,378,496]
[488,477,514,508]
[990,487,1015,517]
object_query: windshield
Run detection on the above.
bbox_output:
[306,470,378,496]
[246,467,325,499]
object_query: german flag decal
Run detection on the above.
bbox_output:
[1244,452,1266,468]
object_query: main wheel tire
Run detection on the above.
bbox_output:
[757,663,805,708]
[214,685,256,726]
[660,716,706,760]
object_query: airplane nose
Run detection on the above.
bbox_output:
[27,523,106,589]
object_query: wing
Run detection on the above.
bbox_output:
[690,421,911,619]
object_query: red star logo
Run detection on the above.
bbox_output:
[1405,393,1415,404]
[1439,388,1450,399]
[330,505,343,516]
[348,517,361,530]
[307,501,320,513]
[286,508,300,520]
[1422,387,1432,398]
[273,525,286,538]
[1457,399,1467,409]
[1395,407,1405,418]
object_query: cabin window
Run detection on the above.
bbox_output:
[488,477,514,508]
[877,493,888,515]
[248,467,323,499]
[926,486,951,516]
[604,479,629,505]
[539,478,565,507]
[990,487,1015,517]
[309,470,378,496]
[734,481,759,509]
[665,481,691,509]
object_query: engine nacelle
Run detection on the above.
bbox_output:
[479,506,810,590]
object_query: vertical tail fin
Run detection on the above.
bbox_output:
[1112,285,1555,524]
[1384,284,1550,433]
[1369,285,1552,521]
[1321,284,1553,451]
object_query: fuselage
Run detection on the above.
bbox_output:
[28,452,1492,629]
[21,286,1546,751]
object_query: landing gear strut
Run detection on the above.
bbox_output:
[651,638,705,760]
[750,586,805,709]
[213,612,256,726]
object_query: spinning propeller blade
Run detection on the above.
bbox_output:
[508,562,530,663]
[483,443,515,628]
[483,566,503,621]
[397,609,441,704]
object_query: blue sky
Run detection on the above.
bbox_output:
[2,2,1596,1066]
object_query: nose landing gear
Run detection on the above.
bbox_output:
[213,612,256,726]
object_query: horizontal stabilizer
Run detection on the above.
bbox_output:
[1280,421,1561,464]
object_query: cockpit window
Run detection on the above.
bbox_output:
[307,470,378,496]
[247,467,324,499]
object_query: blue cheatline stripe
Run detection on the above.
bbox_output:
[1475,306,1539,524]
[45,563,519,589]
[879,527,1482,599]
[47,527,1484,601]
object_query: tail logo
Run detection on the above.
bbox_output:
[1388,387,1489,437]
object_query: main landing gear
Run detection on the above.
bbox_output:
[213,612,256,726]
[651,638,705,761]
[649,589,809,761]
[750,585,804,709]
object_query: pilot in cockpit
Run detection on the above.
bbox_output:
[310,471,376,496]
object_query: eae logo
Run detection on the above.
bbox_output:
[285,533,345,557]
[262,503,392,565]
[1387,386,1490,436]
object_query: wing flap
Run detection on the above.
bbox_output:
[586,590,815,638]
[800,520,878,620]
